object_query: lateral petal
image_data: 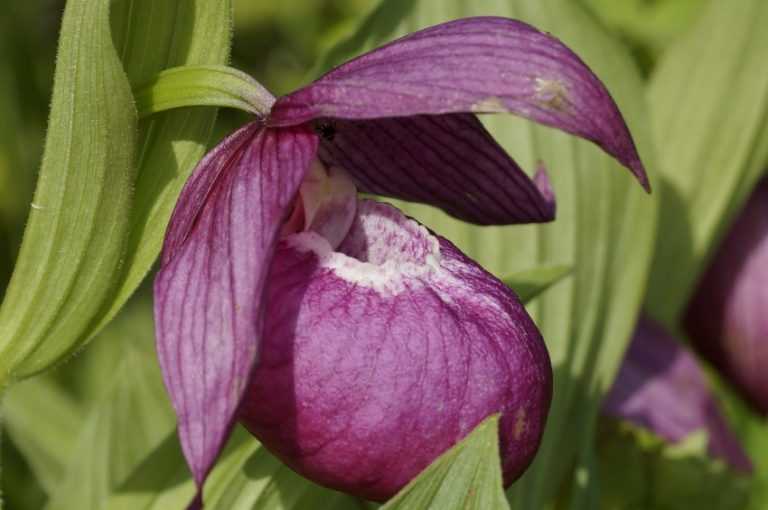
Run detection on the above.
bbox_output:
[318,114,555,225]
[272,16,647,189]
[153,123,318,497]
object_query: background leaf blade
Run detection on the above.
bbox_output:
[0,0,137,380]
[502,265,571,304]
[645,0,768,325]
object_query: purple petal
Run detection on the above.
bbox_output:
[604,316,753,473]
[271,16,648,189]
[154,123,318,494]
[239,199,552,501]
[296,161,358,249]
[317,114,555,225]
[685,178,768,415]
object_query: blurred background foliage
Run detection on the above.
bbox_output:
[0,0,765,509]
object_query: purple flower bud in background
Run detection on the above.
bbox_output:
[685,177,768,415]
[152,17,648,505]
[604,316,752,473]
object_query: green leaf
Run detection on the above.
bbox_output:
[105,396,509,509]
[381,415,509,510]
[98,0,233,342]
[594,419,751,510]
[743,420,768,510]
[107,415,508,510]
[0,1,233,382]
[311,0,417,79]
[3,376,84,493]
[105,427,360,510]
[43,303,176,510]
[502,265,571,304]
[580,0,706,54]
[709,371,768,510]
[645,0,768,326]
[134,65,274,118]
[0,0,137,382]
[319,2,658,508]
[3,300,161,501]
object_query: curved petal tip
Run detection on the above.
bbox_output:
[274,16,651,191]
[629,158,651,193]
[533,163,556,220]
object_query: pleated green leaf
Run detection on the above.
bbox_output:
[319,2,658,508]
[43,304,175,510]
[502,265,571,304]
[0,0,136,383]
[381,415,509,510]
[3,376,83,493]
[104,428,359,510]
[135,65,274,118]
[712,375,768,510]
[0,1,233,382]
[580,0,705,54]
[49,0,236,410]
[100,0,233,338]
[595,419,751,510]
[645,0,768,325]
[105,417,507,510]
[743,420,768,510]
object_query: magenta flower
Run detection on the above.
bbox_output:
[604,316,752,473]
[153,17,648,504]
[685,177,768,415]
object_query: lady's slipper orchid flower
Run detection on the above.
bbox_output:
[153,17,649,504]
[685,177,768,415]
[604,317,752,473]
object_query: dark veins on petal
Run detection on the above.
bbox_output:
[317,113,556,225]
[271,17,648,190]
[154,123,318,495]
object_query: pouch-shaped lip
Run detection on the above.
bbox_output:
[240,199,553,500]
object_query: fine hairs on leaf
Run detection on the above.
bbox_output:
[0,1,233,383]
[134,65,275,119]
[0,0,137,382]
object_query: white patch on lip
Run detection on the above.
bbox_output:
[285,200,443,296]
[285,201,511,319]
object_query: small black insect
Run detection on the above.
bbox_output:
[314,121,336,142]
